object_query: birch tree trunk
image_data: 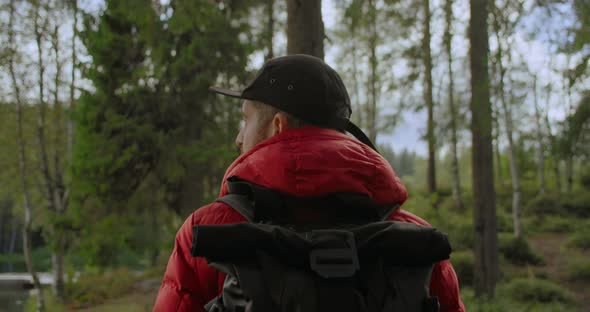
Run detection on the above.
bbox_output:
[532,76,546,195]
[493,23,522,238]
[9,1,45,310]
[444,0,463,210]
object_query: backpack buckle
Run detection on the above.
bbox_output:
[309,230,360,278]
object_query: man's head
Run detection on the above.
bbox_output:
[236,99,308,154]
[210,54,377,152]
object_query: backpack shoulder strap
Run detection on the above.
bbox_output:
[216,194,254,222]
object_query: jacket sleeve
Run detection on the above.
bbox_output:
[152,212,206,312]
[430,260,466,312]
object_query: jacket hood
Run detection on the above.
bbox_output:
[219,126,407,206]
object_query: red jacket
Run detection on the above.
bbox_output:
[153,127,465,312]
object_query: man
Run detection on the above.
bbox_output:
[153,54,465,312]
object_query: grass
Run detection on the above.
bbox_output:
[462,287,576,312]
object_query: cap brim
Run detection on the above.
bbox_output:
[209,86,243,99]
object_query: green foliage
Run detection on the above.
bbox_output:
[462,287,576,312]
[567,259,590,282]
[496,210,514,233]
[524,191,590,218]
[0,247,53,272]
[526,216,577,234]
[525,193,562,216]
[384,148,417,177]
[500,278,575,305]
[566,227,590,251]
[25,291,66,312]
[65,268,137,307]
[581,165,590,189]
[561,191,590,217]
[447,222,474,252]
[451,250,474,288]
[498,234,544,266]
[72,0,253,218]
[78,216,133,268]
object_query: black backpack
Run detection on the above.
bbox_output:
[191,178,451,312]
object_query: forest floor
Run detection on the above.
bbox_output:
[529,233,590,311]
[75,285,158,312]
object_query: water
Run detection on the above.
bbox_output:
[0,289,28,312]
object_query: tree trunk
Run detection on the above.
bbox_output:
[266,0,274,60]
[34,3,58,214]
[494,22,522,238]
[50,21,66,300]
[566,156,573,192]
[286,0,324,59]
[351,27,363,129]
[9,220,18,253]
[564,57,574,193]
[423,0,436,195]
[544,90,561,193]
[9,1,45,309]
[493,109,503,182]
[444,0,463,210]
[0,212,4,253]
[68,0,78,158]
[367,0,378,143]
[469,0,499,298]
[532,76,546,195]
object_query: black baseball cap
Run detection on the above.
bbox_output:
[209,54,377,151]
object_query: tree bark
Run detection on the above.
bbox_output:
[34,3,58,214]
[493,107,503,182]
[0,212,4,253]
[469,0,499,298]
[68,0,78,159]
[544,85,561,192]
[286,0,324,59]
[423,0,437,195]
[9,1,45,310]
[367,0,378,143]
[444,0,463,210]
[532,76,546,195]
[50,13,67,302]
[351,26,363,129]
[566,156,573,192]
[266,0,274,60]
[9,220,18,254]
[493,19,522,239]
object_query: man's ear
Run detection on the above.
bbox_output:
[271,112,289,135]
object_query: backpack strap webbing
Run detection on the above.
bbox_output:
[218,177,400,223]
[216,194,254,222]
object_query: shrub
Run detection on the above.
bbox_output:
[496,211,514,233]
[461,286,574,312]
[65,267,137,307]
[451,250,474,288]
[500,278,575,304]
[580,166,590,189]
[527,216,576,234]
[499,234,544,266]
[24,291,66,312]
[566,227,590,251]
[524,193,562,216]
[561,192,590,218]
[446,222,474,251]
[567,259,590,282]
